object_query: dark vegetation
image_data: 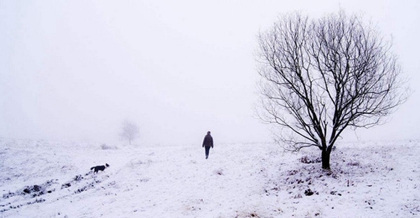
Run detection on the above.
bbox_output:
[1,170,109,213]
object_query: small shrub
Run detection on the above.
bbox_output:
[74,175,83,182]
[101,144,117,150]
[304,189,314,196]
[287,169,299,176]
[61,183,71,189]
[300,156,322,164]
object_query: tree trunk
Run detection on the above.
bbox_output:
[321,148,331,170]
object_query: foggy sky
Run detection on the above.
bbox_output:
[1,0,419,146]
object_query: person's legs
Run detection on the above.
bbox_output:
[205,146,210,159]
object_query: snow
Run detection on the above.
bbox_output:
[0,138,419,217]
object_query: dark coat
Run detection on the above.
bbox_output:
[202,134,213,148]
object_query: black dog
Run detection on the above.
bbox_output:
[90,163,109,173]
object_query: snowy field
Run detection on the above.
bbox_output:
[0,138,419,218]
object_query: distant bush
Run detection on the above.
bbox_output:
[101,144,117,150]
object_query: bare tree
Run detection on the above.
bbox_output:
[257,11,408,169]
[120,120,140,145]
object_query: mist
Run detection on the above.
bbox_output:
[1,0,419,146]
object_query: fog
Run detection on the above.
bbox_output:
[1,0,419,146]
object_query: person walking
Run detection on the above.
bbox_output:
[202,131,214,159]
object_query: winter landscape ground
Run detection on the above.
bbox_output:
[0,138,419,218]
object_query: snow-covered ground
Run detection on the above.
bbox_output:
[0,138,419,217]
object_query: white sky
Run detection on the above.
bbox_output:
[0,0,419,146]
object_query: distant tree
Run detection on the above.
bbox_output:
[120,120,139,145]
[256,11,409,169]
